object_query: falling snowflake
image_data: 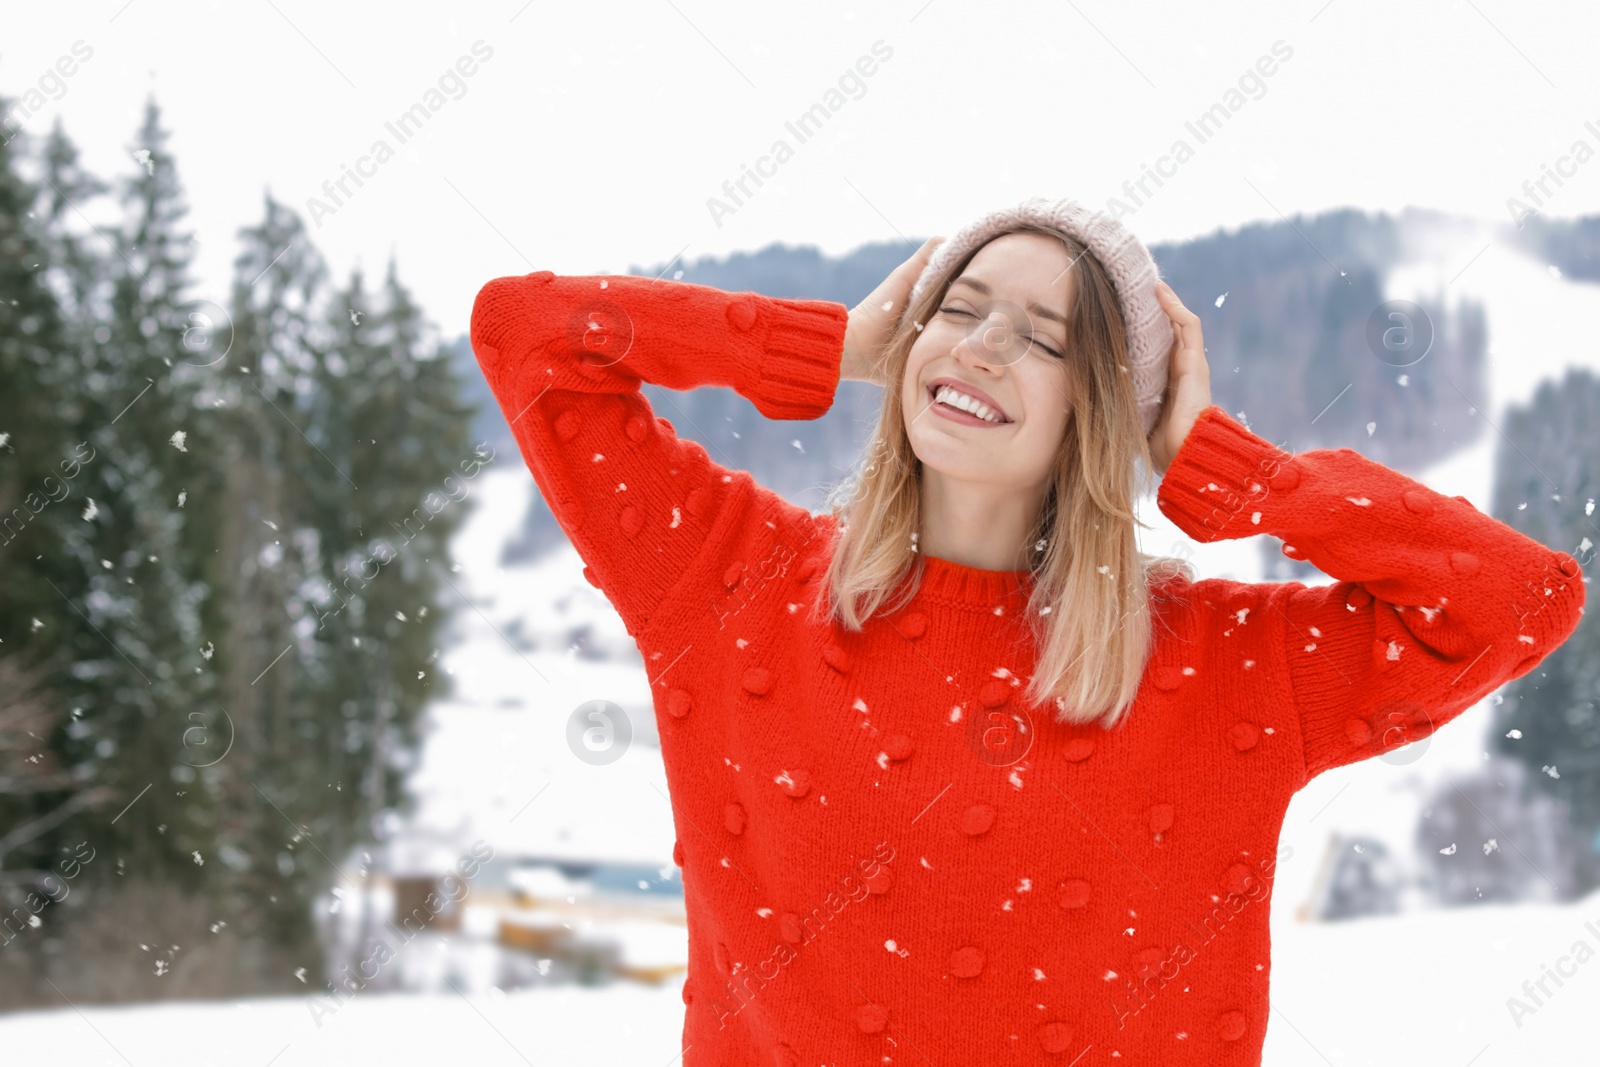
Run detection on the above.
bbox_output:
[169,431,188,452]
[1483,839,1499,855]
[177,490,187,507]
[1214,292,1228,307]
[1543,765,1561,779]
[81,497,98,520]
[1439,843,1457,855]
[1506,728,1521,739]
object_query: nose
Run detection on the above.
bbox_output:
[951,309,1024,371]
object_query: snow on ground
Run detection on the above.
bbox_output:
[4,886,1600,1065]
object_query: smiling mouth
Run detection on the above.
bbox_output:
[926,383,1012,424]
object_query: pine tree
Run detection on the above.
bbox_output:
[295,255,476,871]
[347,255,476,840]
[0,95,121,935]
[67,96,222,891]
[198,187,332,957]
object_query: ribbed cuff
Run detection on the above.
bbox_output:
[743,297,849,421]
[1156,405,1294,543]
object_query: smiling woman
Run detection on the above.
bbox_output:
[468,194,1584,1067]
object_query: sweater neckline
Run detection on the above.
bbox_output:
[906,551,1036,607]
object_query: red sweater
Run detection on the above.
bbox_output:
[469,270,1586,1066]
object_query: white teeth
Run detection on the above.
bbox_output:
[934,385,1003,423]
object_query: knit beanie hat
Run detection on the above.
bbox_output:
[906,196,1175,439]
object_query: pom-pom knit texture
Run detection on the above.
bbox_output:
[469,270,1586,1066]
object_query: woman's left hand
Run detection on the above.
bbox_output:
[1147,280,1213,478]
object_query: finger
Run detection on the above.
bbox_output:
[1158,290,1204,361]
[896,236,945,289]
[864,236,946,317]
[885,236,942,283]
[1156,282,1202,326]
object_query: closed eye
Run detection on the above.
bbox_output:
[937,306,1064,360]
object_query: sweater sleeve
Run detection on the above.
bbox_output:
[468,270,849,638]
[1155,404,1587,789]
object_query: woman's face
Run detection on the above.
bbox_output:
[901,231,1077,497]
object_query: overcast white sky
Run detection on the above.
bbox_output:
[5,0,1599,338]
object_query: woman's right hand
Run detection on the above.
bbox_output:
[841,235,946,387]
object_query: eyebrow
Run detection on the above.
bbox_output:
[948,276,1067,327]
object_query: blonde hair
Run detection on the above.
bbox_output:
[809,223,1196,730]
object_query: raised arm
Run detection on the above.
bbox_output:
[1155,404,1587,788]
[468,270,849,637]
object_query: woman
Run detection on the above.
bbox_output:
[468,197,1584,1065]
